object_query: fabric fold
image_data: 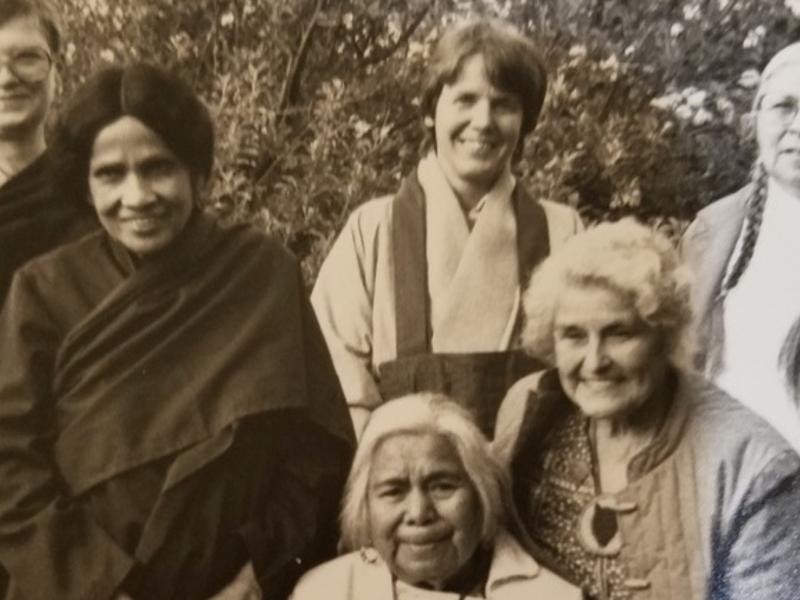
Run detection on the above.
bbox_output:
[417,153,519,353]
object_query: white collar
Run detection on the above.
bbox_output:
[418,152,516,228]
[358,528,541,597]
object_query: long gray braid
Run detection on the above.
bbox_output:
[719,161,769,295]
[780,315,800,407]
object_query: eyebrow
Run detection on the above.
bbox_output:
[371,466,464,486]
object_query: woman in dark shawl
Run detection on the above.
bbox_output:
[0,64,354,600]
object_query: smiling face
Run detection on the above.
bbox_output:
[89,116,196,257]
[553,284,668,420]
[756,65,800,195]
[0,14,54,141]
[432,53,523,203]
[367,431,482,588]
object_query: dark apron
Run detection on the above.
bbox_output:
[376,172,549,437]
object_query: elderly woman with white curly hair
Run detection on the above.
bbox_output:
[290,393,580,600]
[494,219,800,600]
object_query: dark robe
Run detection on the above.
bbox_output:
[0,212,355,600]
[0,150,96,304]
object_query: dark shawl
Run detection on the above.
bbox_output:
[0,150,96,303]
[0,212,354,600]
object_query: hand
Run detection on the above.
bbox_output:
[206,562,262,600]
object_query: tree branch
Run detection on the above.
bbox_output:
[278,0,325,117]
[360,5,430,66]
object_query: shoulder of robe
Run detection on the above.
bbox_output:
[493,370,546,466]
[14,228,107,289]
[344,194,395,232]
[685,184,751,243]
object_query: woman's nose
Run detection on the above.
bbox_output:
[404,489,435,525]
[121,174,156,208]
[583,338,611,373]
[469,98,493,128]
[0,64,21,87]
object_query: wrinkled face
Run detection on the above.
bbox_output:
[0,14,55,140]
[432,53,523,199]
[367,432,482,588]
[89,116,195,257]
[757,65,800,195]
[553,284,668,420]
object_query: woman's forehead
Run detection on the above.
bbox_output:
[369,432,463,477]
[554,283,640,324]
[760,65,800,97]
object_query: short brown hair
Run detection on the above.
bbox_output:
[421,20,547,148]
[0,0,62,53]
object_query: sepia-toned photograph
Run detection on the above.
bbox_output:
[0,0,799,598]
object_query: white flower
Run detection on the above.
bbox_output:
[65,42,77,65]
[220,12,235,27]
[738,69,761,88]
[719,0,731,9]
[99,48,115,63]
[599,54,619,73]
[243,0,256,16]
[670,22,685,37]
[683,4,701,20]
[715,96,736,124]
[352,118,371,138]
[686,90,708,108]
[681,86,699,98]
[650,92,683,111]
[624,44,636,56]
[568,44,587,58]
[408,41,425,59]
[379,125,393,141]
[692,108,713,126]
[742,26,765,48]
[675,105,694,121]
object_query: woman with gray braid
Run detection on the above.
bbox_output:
[682,42,800,450]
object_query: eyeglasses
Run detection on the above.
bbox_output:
[759,95,800,125]
[0,48,52,84]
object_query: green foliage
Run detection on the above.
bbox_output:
[58,0,800,279]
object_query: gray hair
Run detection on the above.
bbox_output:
[522,218,694,369]
[339,393,510,551]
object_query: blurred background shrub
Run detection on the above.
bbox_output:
[60,0,800,280]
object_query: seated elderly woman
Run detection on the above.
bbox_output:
[290,393,581,599]
[0,64,354,600]
[494,220,800,600]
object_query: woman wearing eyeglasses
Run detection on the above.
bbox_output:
[682,43,800,450]
[0,0,96,304]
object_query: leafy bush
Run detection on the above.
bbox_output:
[59,0,800,279]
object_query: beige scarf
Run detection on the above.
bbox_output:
[417,153,519,353]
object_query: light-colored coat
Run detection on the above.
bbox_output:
[289,529,581,600]
[680,186,749,372]
[495,369,800,600]
[311,191,582,411]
